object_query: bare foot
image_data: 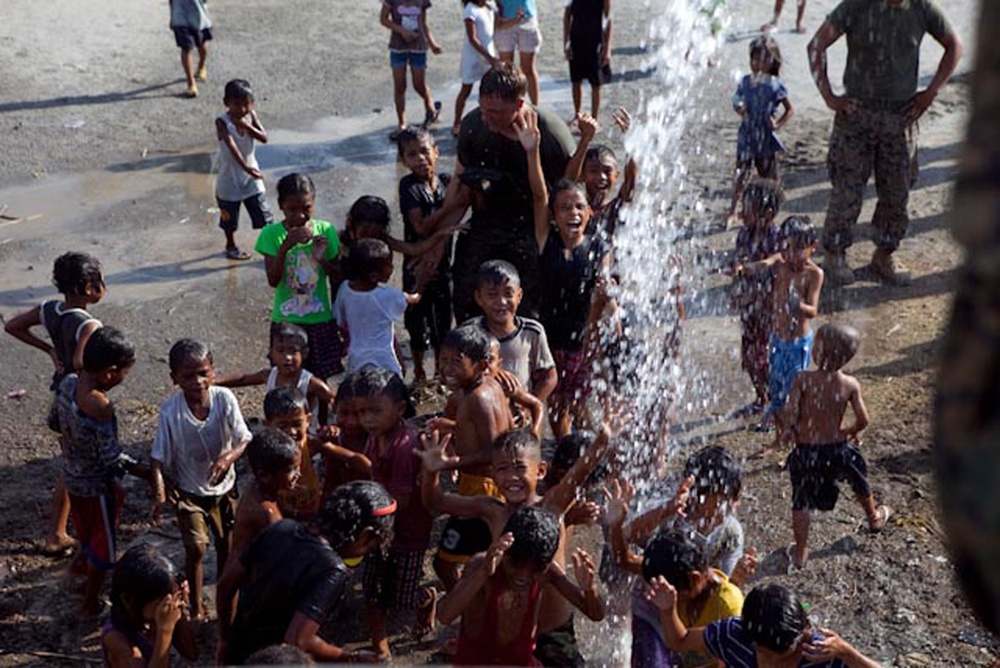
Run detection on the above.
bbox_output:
[43,534,78,556]
[785,544,807,571]
[794,24,808,33]
[869,504,894,533]
[761,21,777,32]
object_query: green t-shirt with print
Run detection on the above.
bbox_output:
[255,219,341,325]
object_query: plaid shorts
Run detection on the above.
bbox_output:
[362,548,427,611]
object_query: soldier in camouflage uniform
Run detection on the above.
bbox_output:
[807,0,963,286]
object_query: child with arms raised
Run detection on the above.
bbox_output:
[4,251,104,554]
[783,323,892,569]
[150,339,252,620]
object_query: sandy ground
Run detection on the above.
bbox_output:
[0,0,994,665]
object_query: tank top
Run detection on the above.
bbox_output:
[455,575,542,666]
[215,113,265,202]
[40,300,100,388]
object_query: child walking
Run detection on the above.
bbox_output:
[150,339,252,620]
[454,0,499,135]
[4,251,104,555]
[215,79,272,260]
[783,323,892,569]
[169,0,212,98]
[563,0,612,119]
[728,36,793,224]
[380,0,443,139]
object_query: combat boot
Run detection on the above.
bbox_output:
[870,248,912,286]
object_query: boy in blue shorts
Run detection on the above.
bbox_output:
[169,0,212,98]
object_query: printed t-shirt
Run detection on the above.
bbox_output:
[255,220,341,325]
[385,0,431,52]
[333,283,409,376]
[704,617,849,667]
[366,424,433,551]
[464,316,555,389]
[151,387,252,497]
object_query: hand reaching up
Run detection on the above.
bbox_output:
[645,575,678,612]
[612,107,632,134]
[417,430,460,472]
[572,548,597,592]
[486,533,515,575]
[514,106,541,152]
[603,477,634,527]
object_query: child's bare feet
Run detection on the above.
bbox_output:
[44,533,77,557]
[868,504,893,533]
[785,544,807,571]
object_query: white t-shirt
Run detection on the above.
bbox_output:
[462,1,497,64]
[334,283,408,377]
[151,386,252,497]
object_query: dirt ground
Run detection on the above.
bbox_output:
[0,0,994,665]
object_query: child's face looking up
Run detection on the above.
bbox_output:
[401,138,438,181]
[267,408,311,447]
[500,555,543,592]
[269,338,305,377]
[226,95,254,120]
[553,188,591,246]
[359,395,405,438]
[583,156,619,201]
[171,356,214,404]
[475,280,523,329]
[280,193,315,229]
[742,193,776,229]
[492,449,545,504]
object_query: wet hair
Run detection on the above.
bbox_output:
[271,322,309,353]
[245,644,315,665]
[315,480,396,550]
[396,126,436,158]
[276,173,316,206]
[168,338,211,373]
[683,445,742,501]
[742,584,809,652]
[780,215,817,248]
[52,252,103,297]
[348,195,391,232]
[335,370,365,406]
[346,238,392,280]
[741,178,785,216]
[549,178,589,214]
[480,62,528,102]
[247,426,299,477]
[263,386,309,421]
[502,506,560,570]
[83,326,135,372]
[223,78,254,103]
[550,430,609,485]
[584,144,618,167]
[493,428,543,459]
[750,36,782,77]
[441,325,492,363]
[815,322,861,371]
[353,364,410,404]
[110,544,181,628]
[474,259,522,290]
[641,529,708,592]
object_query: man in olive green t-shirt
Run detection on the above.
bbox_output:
[808,0,963,286]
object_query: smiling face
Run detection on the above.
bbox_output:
[583,156,619,203]
[279,192,315,229]
[171,356,214,405]
[401,136,438,181]
[491,448,545,505]
[439,347,486,391]
[474,279,523,330]
[552,187,591,246]
[499,555,544,592]
[267,407,311,447]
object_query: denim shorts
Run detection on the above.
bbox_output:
[390,50,427,69]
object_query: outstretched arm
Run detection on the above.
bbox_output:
[516,107,551,253]
[215,368,270,388]
[417,431,504,521]
[646,577,709,653]
[564,113,600,182]
[544,549,605,621]
[544,424,613,515]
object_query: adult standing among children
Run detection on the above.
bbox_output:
[495,0,542,104]
[808,0,963,286]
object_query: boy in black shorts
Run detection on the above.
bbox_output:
[563,0,612,118]
[169,0,212,98]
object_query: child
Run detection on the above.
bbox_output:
[467,260,557,404]
[763,0,807,34]
[397,127,454,385]
[264,386,370,521]
[150,338,252,620]
[647,581,880,667]
[495,1,540,104]
[728,36,793,224]
[563,0,612,119]
[429,325,514,588]
[454,0,500,136]
[334,238,420,377]
[215,78,273,260]
[353,367,435,658]
[438,506,604,666]
[566,107,635,240]
[783,323,892,569]
[230,426,301,558]
[521,107,611,437]
[56,327,149,615]
[169,0,212,97]
[380,0,443,139]
[322,372,374,496]
[4,251,104,554]
[488,335,545,439]
[255,173,344,381]
[731,179,784,413]
[217,322,335,426]
[102,544,198,667]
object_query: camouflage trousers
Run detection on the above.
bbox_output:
[823,107,917,254]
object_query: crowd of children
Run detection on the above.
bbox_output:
[1,6,908,665]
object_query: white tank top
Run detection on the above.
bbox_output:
[215,113,265,202]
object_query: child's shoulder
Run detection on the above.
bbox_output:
[78,388,114,422]
[514,316,547,339]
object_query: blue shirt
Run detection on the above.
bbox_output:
[499,0,537,20]
[704,617,850,667]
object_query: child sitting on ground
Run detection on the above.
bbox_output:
[57,327,151,616]
[217,322,335,427]
[647,581,880,667]
[783,323,892,569]
[4,251,105,554]
[102,544,198,667]
[354,366,436,658]
[151,338,252,620]
[466,260,557,407]
[438,506,604,666]
[334,238,420,377]
[230,426,301,558]
[214,78,272,260]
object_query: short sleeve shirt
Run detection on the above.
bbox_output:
[40,301,100,388]
[333,283,409,376]
[828,0,952,101]
[464,316,556,389]
[399,173,452,278]
[499,0,537,20]
[385,0,431,52]
[255,220,341,325]
[703,617,850,667]
[229,520,348,663]
[366,424,434,550]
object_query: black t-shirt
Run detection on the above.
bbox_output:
[228,520,348,663]
[538,233,607,351]
[569,0,605,50]
[457,106,575,236]
[399,173,452,278]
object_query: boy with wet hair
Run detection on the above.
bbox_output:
[466,260,557,404]
[439,506,604,666]
[151,338,253,620]
[783,322,892,569]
